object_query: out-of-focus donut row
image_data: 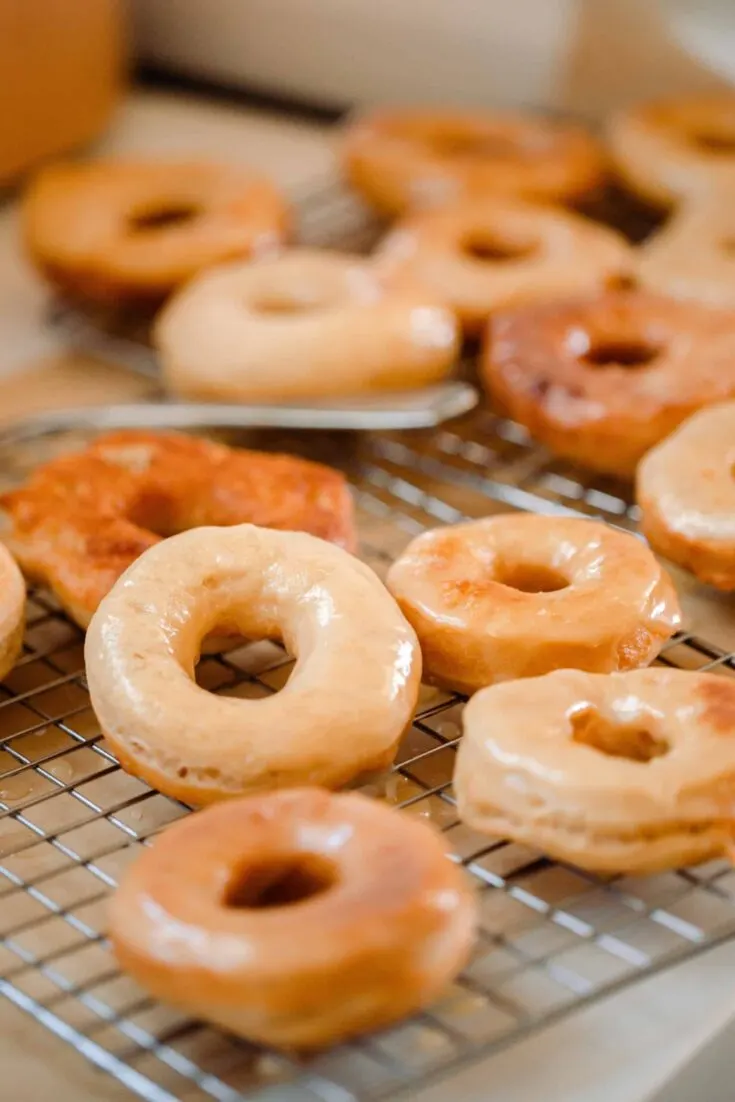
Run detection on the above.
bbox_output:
[18,96,735,405]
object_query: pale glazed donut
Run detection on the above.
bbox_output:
[375,197,633,333]
[455,668,735,873]
[24,160,289,303]
[343,109,607,216]
[637,196,735,307]
[154,249,459,402]
[0,545,26,681]
[484,290,735,478]
[637,402,735,591]
[609,94,735,206]
[0,430,355,631]
[85,524,421,805]
[386,514,680,695]
[109,788,477,1049]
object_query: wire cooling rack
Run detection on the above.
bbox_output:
[4,177,735,1102]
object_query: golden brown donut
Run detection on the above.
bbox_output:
[637,402,735,591]
[455,668,735,874]
[0,430,355,630]
[375,197,633,333]
[484,290,735,478]
[109,788,477,1048]
[637,196,735,307]
[609,94,735,206]
[342,108,607,216]
[24,160,290,303]
[84,525,421,805]
[0,544,26,681]
[386,514,680,695]
[155,249,460,402]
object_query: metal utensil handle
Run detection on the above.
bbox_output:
[0,385,478,444]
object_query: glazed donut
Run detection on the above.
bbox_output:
[0,430,355,630]
[637,197,735,307]
[455,667,735,873]
[342,108,607,216]
[24,160,289,303]
[608,94,735,207]
[84,524,421,804]
[375,197,633,333]
[484,290,735,478]
[637,402,735,591]
[154,249,459,402]
[0,545,26,681]
[109,788,476,1048]
[386,514,680,695]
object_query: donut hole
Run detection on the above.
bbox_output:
[689,129,735,155]
[128,203,202,232]
[605,272,638,291]
[431,133,500,157]
[494,561,569,594]
[251,293,328,316]
[570,706,670,763]
[224,855,337,909]
[582,338,660,368]
[461,233,536,264]
[126,492,190,539]
[428,131,526,161]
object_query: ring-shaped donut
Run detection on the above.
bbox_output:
[343,109,607,215]
[375,197,632,332]
[484,290,735,478]
[109,788,477,1048]
[609,94,735,207]
[386,514,680,694]
[0,430,355,630]
[85,525,422,804]
[456,668,735,873]
[154,249,459,401]
[637,197,735,307]
[637,402,735,590]
[24,160,289,302]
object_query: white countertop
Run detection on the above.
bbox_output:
[2,88,735,1102]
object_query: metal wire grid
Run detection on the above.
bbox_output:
[3,418,735,1102]
[3,178,735,1102]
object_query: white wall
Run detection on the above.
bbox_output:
[132,0,733,117]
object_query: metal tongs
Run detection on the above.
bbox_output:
[0,383,478,448]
